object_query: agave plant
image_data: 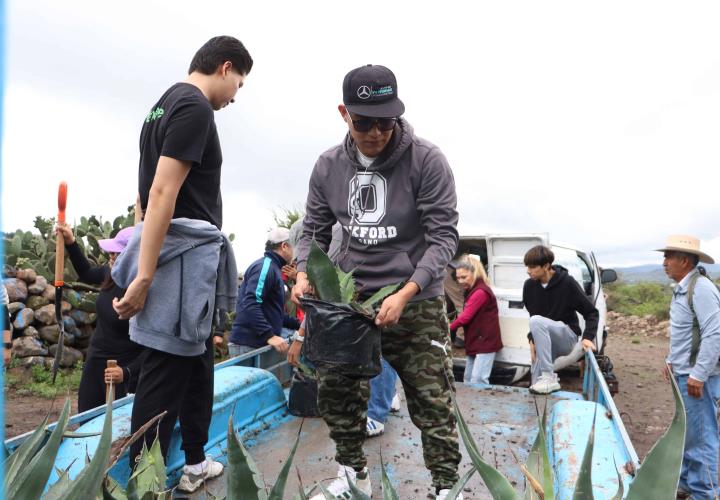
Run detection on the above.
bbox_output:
[305,240,401,313]
[226,414,303,500]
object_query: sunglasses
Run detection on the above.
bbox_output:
[350,116,398,133]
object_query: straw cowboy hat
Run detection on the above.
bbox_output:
[655,235,715,264]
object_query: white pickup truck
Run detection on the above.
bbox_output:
[446,233,618,384]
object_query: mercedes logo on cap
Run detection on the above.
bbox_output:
[357,85,371,99]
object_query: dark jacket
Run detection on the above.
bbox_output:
[450,281,502,355]
[295,119,459,301]
[522,265,599,342]
[230,251,301,348]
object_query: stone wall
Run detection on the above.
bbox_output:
[5,267,97,368]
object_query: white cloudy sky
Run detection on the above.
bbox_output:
[3,1,720,271]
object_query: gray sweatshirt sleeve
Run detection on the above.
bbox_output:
[409,149,459,290]
[295,161,337,272]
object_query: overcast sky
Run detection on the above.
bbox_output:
[3,1,720,271]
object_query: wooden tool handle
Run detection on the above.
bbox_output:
[106,359,118,403]
[55,182,68,287]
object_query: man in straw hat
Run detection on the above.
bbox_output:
[657,235,720,499]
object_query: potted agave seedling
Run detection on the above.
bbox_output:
[300,240,401,379]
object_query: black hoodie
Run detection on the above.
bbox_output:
[523,265,599,342]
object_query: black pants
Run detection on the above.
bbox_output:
[129,337,214,468]
[77,348,142,413]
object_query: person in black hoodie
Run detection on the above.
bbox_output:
[522,245,598,394]
[56,223,145,412]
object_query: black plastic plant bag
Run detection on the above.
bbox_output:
[288,370,320,417]
[300,297,381,378]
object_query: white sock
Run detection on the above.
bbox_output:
[186,459,207,474]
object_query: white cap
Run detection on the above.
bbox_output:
[267,227,291,244]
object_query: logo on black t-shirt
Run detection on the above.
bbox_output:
[145,107,164,123]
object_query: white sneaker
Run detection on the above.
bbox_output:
[437,488,464,499]
[177,455,224,492]
[366,417,385,437]
[390,393,401,412]
[310,465,372,499]
[530,372,561,394]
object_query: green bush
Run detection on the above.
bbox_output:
[11,362,84,399]
[606,282,673,320]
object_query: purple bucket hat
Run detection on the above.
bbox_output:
[98,226,135,253]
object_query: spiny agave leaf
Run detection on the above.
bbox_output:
[61,431,102,439]
[307,240,341,302]
[610,457,624,500]
[337,268,356,304]
[59,385,116,499]
[129,441,161,494]
[227,414,268,500]
[268,421,304,500]
[625,367,686,499]
[101,474,129,500]
[572,406,597,500]
[442,466,477,500]
[148,435,167,490]
[8,398,72,499]
[523,399,554,500]
[4,413,50,486]
[44,465,74,500]
[450,389,520,499]
[361,283,402,310]
[380,454,399,500]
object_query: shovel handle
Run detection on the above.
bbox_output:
[106,359,117,403]
[55,182,68,287]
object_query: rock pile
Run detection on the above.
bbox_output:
[4,267,97,368]
[606,311,670,338]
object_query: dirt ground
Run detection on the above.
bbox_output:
[3,314,673,460]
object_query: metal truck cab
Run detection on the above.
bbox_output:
[449,234,611,384]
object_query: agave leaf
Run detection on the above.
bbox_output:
[102,474,129,500]
[572,406,597,500]
[61,431,103,439]
[450,389,520,499]
[44,466,74,500]
[227,414,268,500]
[442,466,477,500]
[380,454,399,500]
[610,457,624,500]
[337,269,356,304]
[4,413,50,486]
[361,283,402,310]
[128,441,161,494]
[307,240,341,302]
[523,400,554,500]
[59,385,116,499]
[148,435,167,490]
[268,421,304,500]
[625,367,686,498]
[8,399,72,499]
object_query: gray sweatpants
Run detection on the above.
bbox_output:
[529,315,578,383]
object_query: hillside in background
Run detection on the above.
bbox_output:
[615,263,720,283]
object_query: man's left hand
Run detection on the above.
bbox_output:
[213,335,224,347]
[581,339,596,352]
[688,376,704,399]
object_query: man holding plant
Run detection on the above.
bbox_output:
[658,235,720,500]
[292,64,462,499]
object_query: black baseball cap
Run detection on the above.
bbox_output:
[342,64,405,118]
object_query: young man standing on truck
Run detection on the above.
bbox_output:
[112,36,252,493]
[291,64,462,500]
[657,235,720,499]
[522,245,598,394]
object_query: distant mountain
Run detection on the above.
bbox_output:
[615,264,720,283]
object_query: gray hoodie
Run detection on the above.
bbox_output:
[295,119,459,301]
[112,218,238,356]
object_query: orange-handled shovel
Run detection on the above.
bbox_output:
[51,182,68,384]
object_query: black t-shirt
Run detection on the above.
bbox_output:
[138,82,223,229]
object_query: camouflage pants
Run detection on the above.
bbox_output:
[316,296,461,489]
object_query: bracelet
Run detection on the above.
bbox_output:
[292,332,305,343]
